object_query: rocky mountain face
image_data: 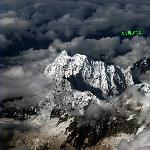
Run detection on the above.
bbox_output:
[40,51,150,149]
[1,51,150,150]
[44,50,150,99]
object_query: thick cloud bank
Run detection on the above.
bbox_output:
[0,0,150,56]
[0,46,58,103]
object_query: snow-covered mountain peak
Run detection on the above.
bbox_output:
[58,50,68,57]
[44,51,150,100]
[44,51,135,99]
[44,50,87,78]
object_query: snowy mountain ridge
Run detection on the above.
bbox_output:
[44,50,150,99]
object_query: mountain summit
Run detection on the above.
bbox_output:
[44,50,150,99]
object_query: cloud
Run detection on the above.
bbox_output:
[140,71,150,83]
[0,0,149,54]
[90,4,150,32]
[2,66,32,78]
[118,129,150,150]
[113,36,150,67]
[0,46,59,102]
[46,2,150,38]
[0,17,29,43]
[0,34,12,48]
[0,10,17,18]
[0,17,29,32]
[44,3,150,42]
[51,36,120,61]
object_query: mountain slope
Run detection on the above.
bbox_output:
[44,51,150,99]
[1,51,150,150]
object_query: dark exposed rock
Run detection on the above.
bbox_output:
[0,106,39,121]
[130,57,150,83]
[62,115,139,150]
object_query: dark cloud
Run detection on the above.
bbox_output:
[113,36,150,67]
[0,34,12,48]
[0,0,149,56]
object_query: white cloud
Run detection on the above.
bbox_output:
[118,130,150,150]
[51,36,120,60]
[0,17,29,29]
[0,46,59,101]
[113,36,150,67]
[2,66,32,78]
